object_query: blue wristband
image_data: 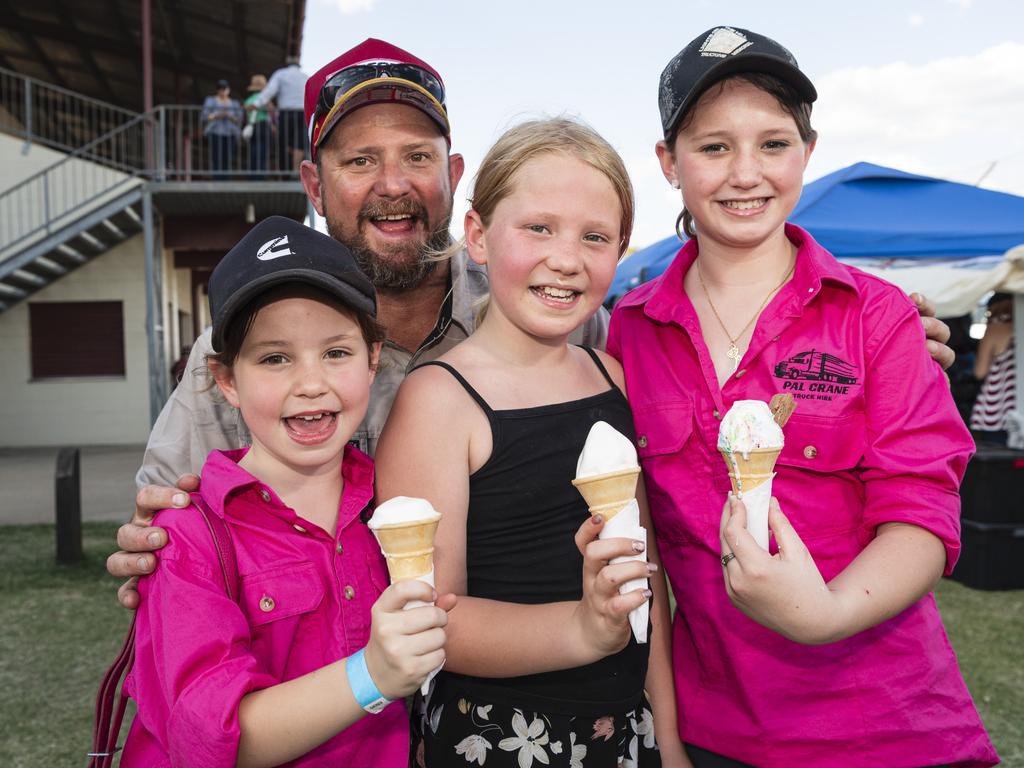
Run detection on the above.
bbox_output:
[345,648,391,714]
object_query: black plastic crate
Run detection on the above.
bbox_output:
[960,446,1024,524]
[949,519,1024,591]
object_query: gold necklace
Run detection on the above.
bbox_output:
[696,258,795,372]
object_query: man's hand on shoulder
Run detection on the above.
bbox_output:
[107,474,200,609]
[911,292,954,371]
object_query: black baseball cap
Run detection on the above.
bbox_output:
[659,26,817,141]
[209,216,376,352]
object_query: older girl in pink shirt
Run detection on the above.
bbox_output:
[608,27,998,768]
[121,218,452,767]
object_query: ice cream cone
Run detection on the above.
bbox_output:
[718,447,782,495]
[371,519,440,581]
[571,467,640,521]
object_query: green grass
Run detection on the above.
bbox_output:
[936,579,1024,766]
[0,524,1020,766]
[0,523,131,768]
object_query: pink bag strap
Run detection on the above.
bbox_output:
[88,498,237,767]
[192,493,239,601]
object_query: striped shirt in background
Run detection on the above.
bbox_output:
[970,340,1016,431]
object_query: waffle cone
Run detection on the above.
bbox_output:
[718,447,781,494]
[371,518,439,581]
[571,467,640,522]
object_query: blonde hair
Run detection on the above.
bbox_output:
[438,117,634,323]
[470,117,634,254]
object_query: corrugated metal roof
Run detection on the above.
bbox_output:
[0,0,306,111]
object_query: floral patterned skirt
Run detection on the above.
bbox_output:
[413,686,662,767]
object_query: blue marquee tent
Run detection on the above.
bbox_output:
[608,162,1024,304]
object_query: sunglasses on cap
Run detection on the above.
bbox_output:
[315,62,446,119]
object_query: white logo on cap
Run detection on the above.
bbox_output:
[257,235,294,261]
[700,27,753,58]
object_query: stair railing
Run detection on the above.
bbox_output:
[0,111,159,259]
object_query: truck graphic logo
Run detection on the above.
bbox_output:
[774,350,859,385]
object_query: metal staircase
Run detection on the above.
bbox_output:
[0,189,144,312]
[0,109,153,312]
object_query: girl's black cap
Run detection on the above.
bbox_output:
[208,216,376,352]
[659,26,817,141]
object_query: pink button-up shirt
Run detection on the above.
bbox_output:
[608,225,997,767]
[121,445,408,767]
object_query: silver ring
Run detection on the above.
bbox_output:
[721,552,737,567]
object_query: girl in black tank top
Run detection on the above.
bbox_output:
[373,120,681,767]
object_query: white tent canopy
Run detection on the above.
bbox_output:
[846,245,1024,318]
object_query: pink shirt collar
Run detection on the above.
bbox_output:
[201,443,375,537]
[625,223,859,330]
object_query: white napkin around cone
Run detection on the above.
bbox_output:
[599,498,648,644]
[400,568,443,695]
[735,475,773,551]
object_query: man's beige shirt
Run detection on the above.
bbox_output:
[137,249,609,487]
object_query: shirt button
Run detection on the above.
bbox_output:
[804,445,818,459]
[344,585,356,600]
[336,541,344,555]
[259,489,271,502]
[771,336,780,342]
[259,595,275,612]
[637,436,648,449]
[735,369,746,378]
[713,409,721,420]
[293,524,306,533]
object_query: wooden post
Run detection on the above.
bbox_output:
[55,447,82,564]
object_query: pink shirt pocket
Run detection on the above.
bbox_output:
[632,399,710,541]
[240,562,326,679]
[773,411,869,578]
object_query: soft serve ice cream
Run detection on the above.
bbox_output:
[572,421,648,643]
[368,496,443,693]
[717,400,784,459]
[717,399,790,550]
[576,420,641,478]
[368,496,442,581]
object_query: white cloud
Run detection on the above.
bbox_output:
[908,13,925,26]
[947,0,973,8]
[807,42,1024,196]
[318,0,378,14]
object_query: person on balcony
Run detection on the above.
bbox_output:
[248,55,307,174]
[242,74,272,178]
[201,79,243,175]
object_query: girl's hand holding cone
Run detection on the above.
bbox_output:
[570,514,656,660]
[718,494,840,645]
[720,494,949,646]
[363,581,456,700]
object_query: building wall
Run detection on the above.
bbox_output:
[0,233,152,446]
[0,133,70,194]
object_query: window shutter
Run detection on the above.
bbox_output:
[29,301,126,378]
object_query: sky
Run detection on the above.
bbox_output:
[299,0,1024,250]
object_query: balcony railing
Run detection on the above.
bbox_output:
[0,66,138,154]
[155,105,303,181]
[1,67,304,181]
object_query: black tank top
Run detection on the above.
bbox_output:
[417,347,649,716]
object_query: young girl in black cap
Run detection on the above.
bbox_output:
[608,26,997,768]
[117,217,451,767]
